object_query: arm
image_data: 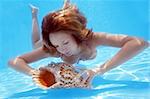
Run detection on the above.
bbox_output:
[92,32,149,74]
[8,47,50,76]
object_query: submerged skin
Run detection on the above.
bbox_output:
[8,0,149,88]
[49,31,81,57]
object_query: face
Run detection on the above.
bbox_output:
[49,31,81,56]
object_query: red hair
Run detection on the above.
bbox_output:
[42,4,93,56]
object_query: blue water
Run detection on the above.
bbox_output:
[0,0,150,99]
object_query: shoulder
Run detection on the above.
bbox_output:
[90,32,133,48]
[87,32,106,47]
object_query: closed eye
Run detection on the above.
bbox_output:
[63,41,69,45]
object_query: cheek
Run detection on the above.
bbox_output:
[68,41,76,48]
[70,43,78,50]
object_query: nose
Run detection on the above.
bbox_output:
[58,46,68,53]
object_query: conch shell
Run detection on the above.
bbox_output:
[32,62,94,89]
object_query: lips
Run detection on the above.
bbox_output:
[65,52,72,56]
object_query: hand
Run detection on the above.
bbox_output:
[30,69,47,89]
[87,67,105,77]
[31,68,53,89]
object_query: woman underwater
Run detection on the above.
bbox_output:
[8,0,149,89]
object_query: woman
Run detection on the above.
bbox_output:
[8,0,149,87]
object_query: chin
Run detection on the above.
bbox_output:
[64,53,72,57]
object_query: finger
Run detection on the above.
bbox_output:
[32,75,40,78]
[41,66,51,72]
[32,71,40,76]
[39,67,46,71]
[85,70,93,76]
[32,78,40,82]
[33,79,47,87]
[32,77,49,90]
[39,67,51,72]
[30,69,40,76]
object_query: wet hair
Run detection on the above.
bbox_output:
[42,3,93,56]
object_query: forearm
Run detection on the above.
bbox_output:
[101,39,149,74]
[8,57,34,76]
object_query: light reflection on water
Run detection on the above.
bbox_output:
[0,46,150,99]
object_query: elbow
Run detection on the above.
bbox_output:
[132,37,149,49]
[8,58,15,68]
[142,40,149,48]
[8,57,23,67]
